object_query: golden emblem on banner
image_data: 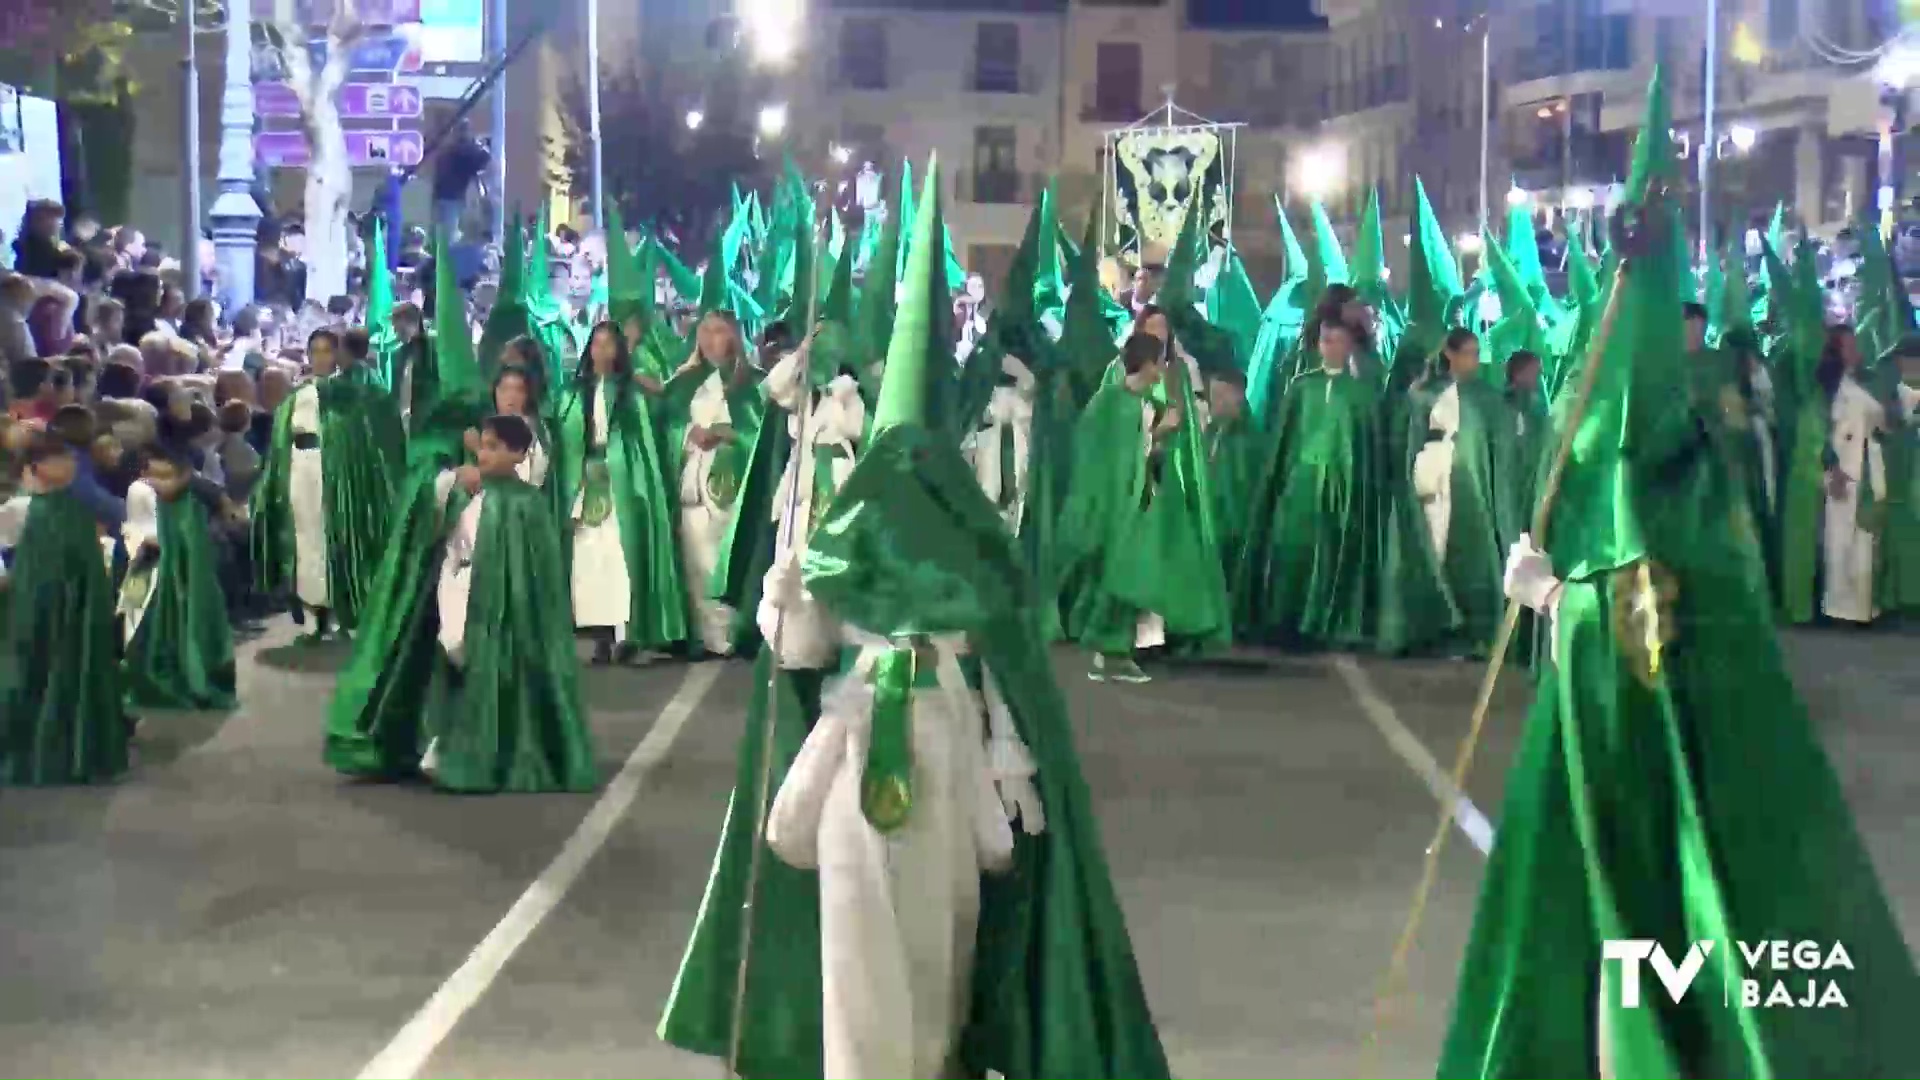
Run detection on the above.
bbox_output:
[1114,128,1224,253]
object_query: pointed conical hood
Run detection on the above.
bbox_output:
[870,160,950,434]
[1058,203,1120,405]
[1405,178,1462,332]
[479,213,533,375]
[1547,64,1689,581]
[856,171,908,367]
[1276,198,1309,284]
[1307,199,1350,294]
[801,155,1023,638]
[1351,186,1388,303]
[366,217,397,388]
[1208,247,1263,373]
[432,229,484,401]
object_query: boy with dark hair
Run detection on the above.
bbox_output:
[120,443,236,710]
[419,412,595,792]
[8,358,58,425]
[0,432,130,784]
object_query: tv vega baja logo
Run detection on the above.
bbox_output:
[1602,940,1853,1009]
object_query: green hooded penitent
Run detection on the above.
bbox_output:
[1438,67,1920,1079]
[801,155,1173,1079]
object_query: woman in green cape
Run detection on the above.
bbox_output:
[554,321,688,663]
[421,415,597,794]
[120,446,236,711]
[0,435,128,785]
[649,311,766,658]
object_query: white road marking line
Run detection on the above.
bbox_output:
[356,662,725,1080]
[1327,656,1495,856]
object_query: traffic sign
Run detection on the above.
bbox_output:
[254,130,424,169]
[305,32,423,75]
[254,81,421,119]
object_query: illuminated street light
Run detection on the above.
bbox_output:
[758,102,789,138]
[1291,145,1344,199]
[741,0,803,66]
[1506,185,1530,207]
[1456,232,1484,254]
[829,143,852,165]
[1569,187,1596,210]
[685,109,705,131]
[1729,123,1757,152]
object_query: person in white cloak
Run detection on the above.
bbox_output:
[963,353,1036,534]
[759,327,865,670]
[1820,328,1892,624]
[286,332,339,635]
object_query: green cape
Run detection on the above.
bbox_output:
[1,491,128,784]
[424,476,597,793]
[250,376,406,629]
[124,492,237,711]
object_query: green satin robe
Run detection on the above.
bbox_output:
[124,493,237,711]
[1055,379,1229,655]
[1235,367,1384,648]
[1439,411,1920,1079]
[554,375,688,649]
[424,476,597,794]
[1426,378,1526,655]
[250,375,406,630]
[658,651,830,1078]
[1,491,128,785]
[795,421,1173,1077]
[1207,411,1262,583]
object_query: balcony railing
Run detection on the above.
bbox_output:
[969,64,1036,95]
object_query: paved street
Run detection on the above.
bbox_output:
[1,624,1915,1078]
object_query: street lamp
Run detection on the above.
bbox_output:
[1506,185,1530,207]
[741,0,802,66]
[1290,145,1344,200]
[1729,123,1757,152]
[686,109,705,131]
[758,103,789,138]
[208,0,260,310]
[1456,232,1484,254]
[1569,187,1596,211]
[829,143,852,165]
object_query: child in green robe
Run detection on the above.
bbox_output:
[1056,334,1185,683]
[0,432,129,784]
[422,414,597,793]
[120,444,237,711]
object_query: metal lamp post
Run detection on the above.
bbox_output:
[181,0,202,301]
[208,0,262,311]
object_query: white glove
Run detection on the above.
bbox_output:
[765,554,806,609]
[1504,533,1562,616]
[990,737,1046,836]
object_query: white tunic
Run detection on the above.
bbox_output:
[516,435,550,489]
[288,380,330,608]
[1133,394,1166,650]
[1413,384,1461,558]
[119,480,162,642]
[1823,375,1888,624]
[435,470,482,666]
[757,346,865,671]
[766,633,1041,1080]
[570,379,634,635]
[677,369,739,654]
[965,356,1036,535]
